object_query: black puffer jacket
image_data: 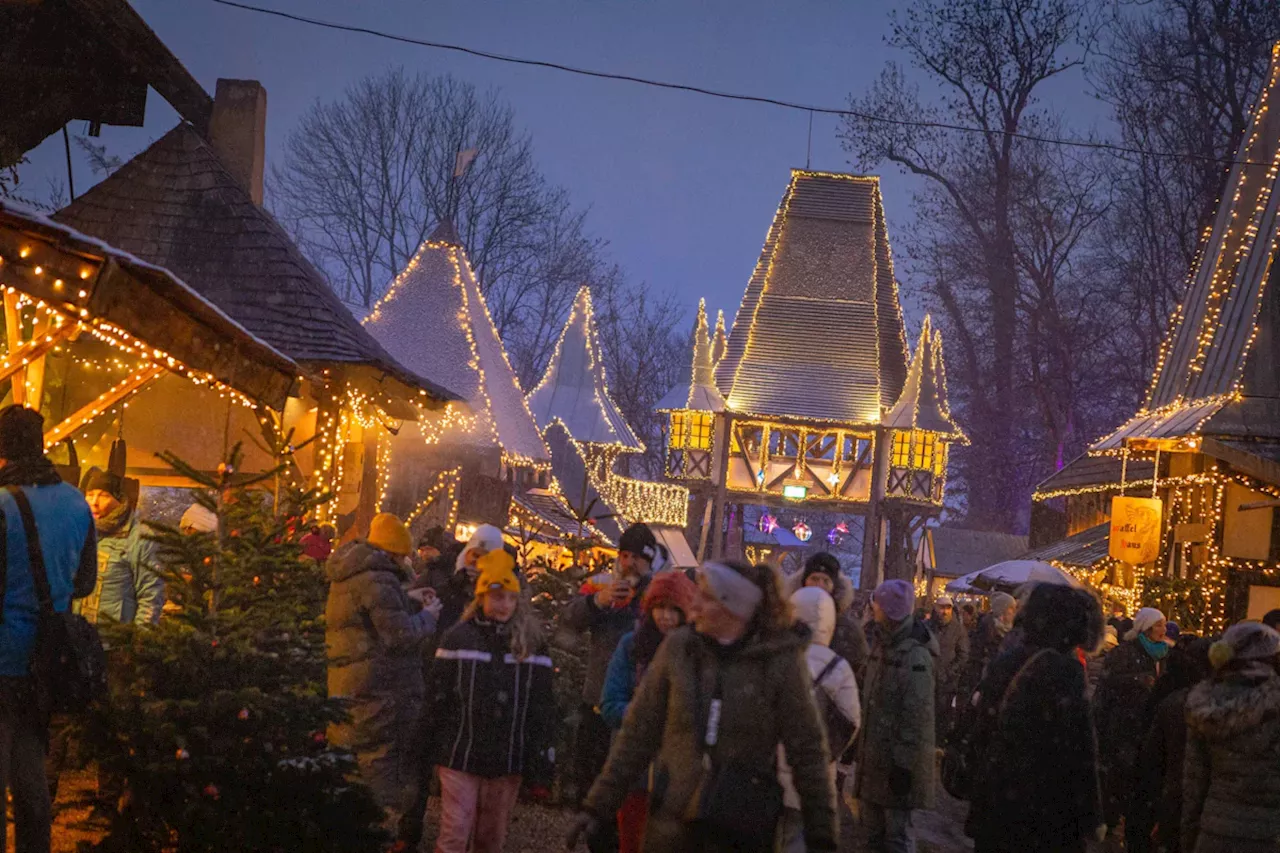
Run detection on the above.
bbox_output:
[425,617,556,785]
[1095,639,1164,821]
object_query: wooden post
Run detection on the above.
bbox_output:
[4,291,24,406]
[861,425,890,590]
[709,413,733,561]
[0,322,76,387]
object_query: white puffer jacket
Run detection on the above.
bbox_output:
[779,587,861,809]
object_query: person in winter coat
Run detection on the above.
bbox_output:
[1095,607,1169,841]
[854,579,937,853]
[926,595,969,743]
[778,587,860,853]
[963,584,1105,853]
[78,466,164,625]
[325,513,437,832]
[0,406,97,853]
[1136,638,1211,853]
[570,560,837,853]
[561,522,665,852]
[599,571,698,853]
[299,525,333,563]
[962,592,1017,698]
[1181,622,1280,853]
[421,523,504,635]
[1086,625,1121,699]
[785,552,870,679]
[426,549,556,853]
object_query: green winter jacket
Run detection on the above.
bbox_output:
[585,624,838,853]
[77,513,164,625]
[854,615,937,810]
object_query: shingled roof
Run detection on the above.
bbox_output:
[52,123,456,402]
[1093,46,1280,450]
[363,223,550,464]
[526,287,643,451]
[656,299,727,413]
[884,315,965,439]
[715,170,909,425]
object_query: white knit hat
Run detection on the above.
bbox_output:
[1125,607,1166,642]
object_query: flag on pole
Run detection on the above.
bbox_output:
[454,148,478,178]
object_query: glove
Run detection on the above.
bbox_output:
[564,812,599,850]
[889,765,912,798]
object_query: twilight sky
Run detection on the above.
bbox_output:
[23,0,1103,331]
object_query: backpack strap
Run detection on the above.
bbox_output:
[814,655,843,688]
[5,486,54,616]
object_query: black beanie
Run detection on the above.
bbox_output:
[0,406,45,461]
[81,466,126,501]
[803,551,841,581]
[618,523,658,562]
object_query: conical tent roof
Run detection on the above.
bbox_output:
[1094,45,1280,449]
[715,170,909,425]
[526,287,643,451]
[364,222,550,462]
[884,316,965,439]
[657,299,727,413]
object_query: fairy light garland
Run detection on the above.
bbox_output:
[405,466,462,528]
[569,429,688,527]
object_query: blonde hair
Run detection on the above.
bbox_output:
[463,590,544,660]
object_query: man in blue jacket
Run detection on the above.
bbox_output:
[0,405,96,852]
[78,467,163,625]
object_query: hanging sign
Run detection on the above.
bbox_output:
[1109,496,1164,564]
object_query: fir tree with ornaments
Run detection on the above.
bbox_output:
[76,445,385,853]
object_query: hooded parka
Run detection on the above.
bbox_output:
[783,569,869,678]
[325,541,436,820]
[584,624,838,853]
[854,615,937,810]
[1181,669,1280,853]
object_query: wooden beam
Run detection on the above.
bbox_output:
[0,319,77,397]
[43,364,163,447]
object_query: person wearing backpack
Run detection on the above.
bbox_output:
[0,406,97,853]
[778,586,859,853]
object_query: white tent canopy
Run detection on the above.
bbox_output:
[945,560,1084,595]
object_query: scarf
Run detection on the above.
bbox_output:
[0,457,63,488]
[95,502,133,538]
[1138,632,1170,661]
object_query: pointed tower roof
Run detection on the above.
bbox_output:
[712,310,728,368]
[364,227,550,463]
[715,170,909,425]
[657,299,727,413]
[1094,46,1280,450]
[884,316,965,440]
[526,287,644,451]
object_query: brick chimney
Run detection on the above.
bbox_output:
[208,79,266,205]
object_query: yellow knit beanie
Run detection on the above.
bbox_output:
[475,549,520,595]
[367,513,412,557]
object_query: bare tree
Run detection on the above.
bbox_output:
[1094,0,1280,397]
[270,68,601,387]
[841,0,1096,531]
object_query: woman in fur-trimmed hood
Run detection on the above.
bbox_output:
[784,553,869,678]
[1181,621,1280,853]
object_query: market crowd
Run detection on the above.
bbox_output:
[0,404,1276,853]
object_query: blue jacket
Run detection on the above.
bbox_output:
[600,630,637,730]
[77,513,164,625]
[0,483,96,676]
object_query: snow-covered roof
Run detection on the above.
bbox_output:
[715,170,909,425]
[363,222,550,463]
[712,309,727,368]
[657,298,726,413]
[525,286,644,451]
[884,315,965,439]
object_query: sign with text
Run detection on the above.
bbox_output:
[1109,496,1164,565]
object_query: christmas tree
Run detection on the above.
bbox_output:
[77,444,385,853]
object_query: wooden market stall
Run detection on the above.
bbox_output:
[1030,45,1280,629]
[0,199,297,481]
[658,170,966,584]
[51,84,460,534]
